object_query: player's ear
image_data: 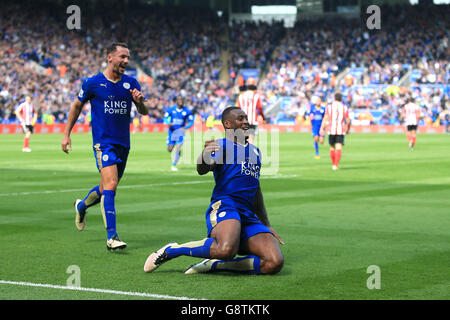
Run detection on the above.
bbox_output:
[223,120,232,129]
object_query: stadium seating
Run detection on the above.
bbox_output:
[0,1,448,127]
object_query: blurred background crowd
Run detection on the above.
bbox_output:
[0,0,448,128]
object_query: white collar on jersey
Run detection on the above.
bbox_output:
[102,73,121,83]
[232,139,249,147]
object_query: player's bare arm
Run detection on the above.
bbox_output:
[197,140,219,175]
[61,99,84,154]
[254,186,285,245]
[15,109,23,124]
[130,88,148,115]
[319,113,329,136]
[346,117,352,135]
[32,112,38,126]
[15,109,26,131]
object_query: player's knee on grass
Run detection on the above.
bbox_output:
[167,145,174,152]
[260,253,284,275]
[212,241,239,260]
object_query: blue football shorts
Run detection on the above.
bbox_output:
[167,128,185,146]
[312,125,324,137]
[205,198,272,242]
[93,143,129,178]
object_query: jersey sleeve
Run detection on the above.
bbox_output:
[306,105,312,117]
[327,104,332,117]
[163,109,171,125]
[184,111,194,129]
[133,78,142,92]
[257,97,265,120]
[77,78,93,104]
[15,103,24,113]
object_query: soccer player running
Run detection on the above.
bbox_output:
[15,95,37,152]
[237,77,265,144]
[307,96,326,159]
[320,93,351,171]
[401,97,421,151]
[163,96,194,171]
[61,43,149,250]
[144,106,284,275]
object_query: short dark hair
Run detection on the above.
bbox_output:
[106,42,128,55]
[221,106,241,125]
[335,92,343,101]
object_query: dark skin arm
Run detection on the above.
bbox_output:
[254,185,285,245]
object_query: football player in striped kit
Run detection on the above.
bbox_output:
[320,93,351,170]
[237,77,265,144]
[15,96,37,152]
[401,97,421,151]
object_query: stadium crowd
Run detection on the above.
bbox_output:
[0,1,231,124]
[0,1,448,128]
[259,4,449,126]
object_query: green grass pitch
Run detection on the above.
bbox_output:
[0,131,449,300]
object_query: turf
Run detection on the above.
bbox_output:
[0,131,449,300]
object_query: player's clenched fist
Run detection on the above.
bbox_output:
[130,88,144,103]
[202,140,219,165]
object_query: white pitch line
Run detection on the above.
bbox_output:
[0,280,204,300]
[0,174,298,197]
[0,180,208,197]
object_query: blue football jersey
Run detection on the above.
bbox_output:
[210,138,261,212]
[307,104,326,128]
[164,105,194,131]
[78,73,141,148]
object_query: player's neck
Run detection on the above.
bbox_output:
[103,70,122,83]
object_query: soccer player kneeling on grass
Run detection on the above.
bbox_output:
[144,107,285,275]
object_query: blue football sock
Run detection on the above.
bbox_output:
[77,185,101,213]
[165,238,214,259]
[101,190,117,239]
[212,255,262,274]
[314,142,319,155]
[172,150,181,166]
